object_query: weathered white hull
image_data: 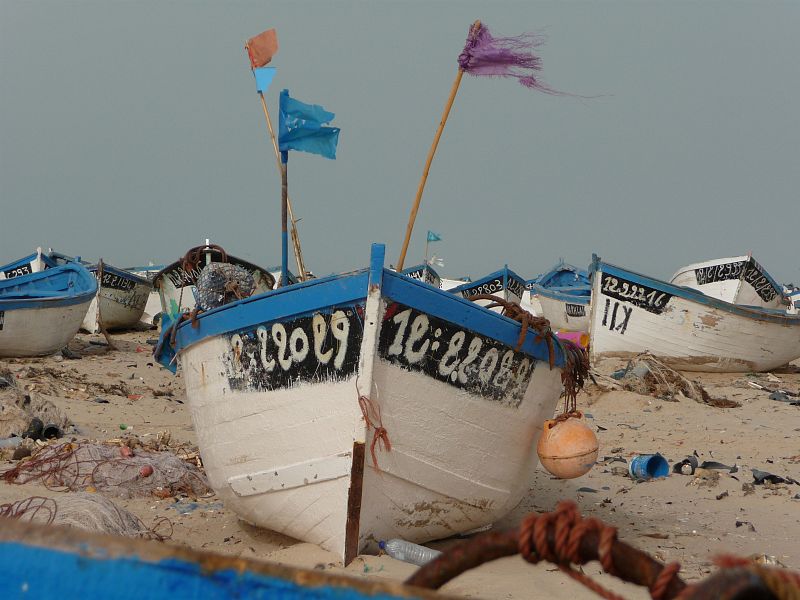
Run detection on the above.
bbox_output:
[590,260,800,372]
[81,279,152,333]
[0,300,92,357]
[536,293,590,333]
[165,248,574,562]
[139,290,163,326]
[520,290,542,317]
[179,304,562,559]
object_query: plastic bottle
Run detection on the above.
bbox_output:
[379,539,441,566]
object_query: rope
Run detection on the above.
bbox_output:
[518,500,682,600]
[714,556,800,600]
[358,395,391,472]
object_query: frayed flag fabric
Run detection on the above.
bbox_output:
[246,28,279,69]
[427,231,442,242]
[278,89,340,160]
[253,67,277,94]
[457,22,560,93]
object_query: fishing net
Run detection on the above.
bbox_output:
[0,493,171,539]
[616,353,739,408]
[2,441,211,499]
[195,262,256,311]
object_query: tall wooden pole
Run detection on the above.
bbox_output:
[280,152,289,288]
[396,69,464,271]
[259,92,308,280]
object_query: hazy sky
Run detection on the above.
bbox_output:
[2,1,798,284]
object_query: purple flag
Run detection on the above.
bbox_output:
[458,22,560,93]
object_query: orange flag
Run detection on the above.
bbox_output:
[246,29,279,69]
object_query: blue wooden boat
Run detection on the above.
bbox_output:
[447,266,526,311]
[0,258,97,357]
[156,244,581,563]
[0,248,56,280]
[527,262,591,333]
[0,519,445,599]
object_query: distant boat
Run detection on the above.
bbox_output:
[448,266,526,312]
[669,255,787,310]
[528,262,591,333]
[0,258,96,357]
[589,255,800,372]
[49,252,153,333]
[153,244,275,319]
[400,263,442,288]
[126,264,167,327]
[156,244,582,563]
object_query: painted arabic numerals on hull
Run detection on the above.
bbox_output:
[378,303,535,407]
[565,303,586,317]
[460,278,504,299]
[599,273,674,336]
[3,265,32,279]
[694,261,744,286]
[743,260,778,302]
[98,271,136,292]
[226,308,363,392]
[506,277,526,301]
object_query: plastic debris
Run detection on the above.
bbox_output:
[672,456,699,475]
[380,539,442,566]
[628,454,669,481]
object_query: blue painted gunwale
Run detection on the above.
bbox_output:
[530,284,591,305]
[529,261,590,290]
[88,263,152,286]
[0,251,57,274]
[448,266,526,297]
[591,256,800,326]
[0,263,98,311]
[166,246,566,369]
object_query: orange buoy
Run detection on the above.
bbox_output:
[537,412,598,479]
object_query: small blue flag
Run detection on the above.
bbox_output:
[253,67,277,93]
[278,89,340,160]
[427,231,442,242]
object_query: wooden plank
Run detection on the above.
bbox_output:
[344,441,366,565]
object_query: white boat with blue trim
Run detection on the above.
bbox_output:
[589,256,800,372]
[528,262,591,333]
[0,258,97,357]
[156,244,585,563]
[448,266,526,312]
[669,254,788,311]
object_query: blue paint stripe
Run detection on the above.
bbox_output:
[369,244,385,289]
[383,270,566,367]
[448,267,526,295]
[0,542,416,599]
[594,259,800,325]
[530,284,591,304]
[172,270,370,350]
[0,263,97,310]
[90,263,152,286]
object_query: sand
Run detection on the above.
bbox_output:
[1,331,798,599]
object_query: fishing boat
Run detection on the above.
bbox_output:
[0,518,445,600]
[0,260,97,357]
[0,248,54,280]
[400,263,442,289]
[153,244,275,319]
[126,264,167,327]
[156,244,584,563]
[669,255,787,310]
[589,255,800,372]
[49,252,154,333]
[528,262,591,333]
[448,266,526,312]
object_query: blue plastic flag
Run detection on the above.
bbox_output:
[278,89,340,159]
[427,231,442,242]
[253,67,277,93]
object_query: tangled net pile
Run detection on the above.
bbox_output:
[1,441,211,499]
[0,494,171,540]
[195,262,256,311]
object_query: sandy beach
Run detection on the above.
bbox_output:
[1,330,797,598]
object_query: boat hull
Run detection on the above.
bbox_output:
[0,299,93,357]
[589,259,800,372]
[535,290,590,333]
[82,266,153,333]
[167,245,570,562]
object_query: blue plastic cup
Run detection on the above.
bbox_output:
[628,454,669,481]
